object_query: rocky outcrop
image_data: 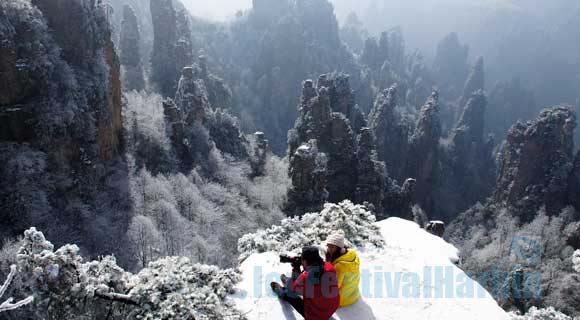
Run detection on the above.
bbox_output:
[150,0,176,96]
[0,1,46,142]
[463,57,485,96]
[164,67,212,170]
[287,76,400,217]
[425,220,445,237]
[175,8,193,77]
[174,66,210,125]
[317,73,367,133]
[238,0,365,154]
[432,32,469,98]
[438,90,496,218]
[197,55,233,110]
[164,66,250,170]
[355,128,386,213]
[207,108,249,159]
[569,151,580,211]
[383,178,417,220]
[494,106,577,219]
[285,140,329,216]
[324,112,357,203]
[150,0,193,97]
[250,132,270,178]
[28,0,123,161]
[406,90,442,215]
[361,37,382,72]
[119,5,145,91]
[101,28,124,161]
[288,77,357,206]
[368,85,410,180]
[459,56,485,109]
[447,106,579,316]
[454,90,487,145]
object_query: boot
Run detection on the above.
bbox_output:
[270,281,284,297]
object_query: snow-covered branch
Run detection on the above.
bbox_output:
[0,265,34,313]
[94,290,138,306]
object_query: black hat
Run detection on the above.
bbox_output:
[302,246,323,265]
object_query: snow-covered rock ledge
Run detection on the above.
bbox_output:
[230,217,509,320]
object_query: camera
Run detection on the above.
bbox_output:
[279,253,301,266]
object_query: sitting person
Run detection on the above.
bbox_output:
[325,230,361,307]
[271,246,340,320]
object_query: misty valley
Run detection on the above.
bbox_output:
[0,0,579,319]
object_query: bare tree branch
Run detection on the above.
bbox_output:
[94,291,139,306]
[0,296,34,312]
[0,265,16,299]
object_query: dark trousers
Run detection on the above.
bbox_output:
[278,288,305,317]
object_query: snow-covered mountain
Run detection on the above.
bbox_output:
[230,217,509,320]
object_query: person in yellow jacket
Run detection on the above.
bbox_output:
[325,230,360,307]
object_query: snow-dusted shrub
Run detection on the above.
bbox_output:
[15,227,132,318]
[238,200,385,261]
[12,227,245,319]
[573,250,580,274]
[508,306,572,320]
[128,257,243,320]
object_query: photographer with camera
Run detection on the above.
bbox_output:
[270,246,340,320]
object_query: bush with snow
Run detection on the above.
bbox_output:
[237,200,385,261]
[129,257,243,320]
[11,227,245,320]
[15,227,132,318]
[508,307,572,320]
[573,250,580,273]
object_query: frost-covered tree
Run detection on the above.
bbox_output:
[124,88,289,266]
[450,206,580,316]
[127,215,160,268]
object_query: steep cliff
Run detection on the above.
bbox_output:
[119,5,145,91]
[150,0,193,98]
[0,0,130,262]
[436,90,496,219]
[368,85,410,181]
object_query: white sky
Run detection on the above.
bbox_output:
[181,0,253,20]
